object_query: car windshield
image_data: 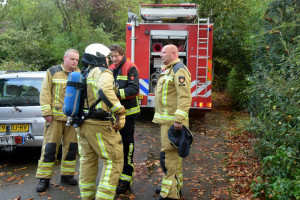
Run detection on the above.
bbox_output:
[0,78,43,106]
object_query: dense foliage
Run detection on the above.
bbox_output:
[0,0,137,71]
[247,0,300,199]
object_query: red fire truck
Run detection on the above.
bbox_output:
[126,4,213,111]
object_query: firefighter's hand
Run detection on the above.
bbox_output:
[174,121,183,131]
[112,106,126,131]
[112,114,126,131]
[44,115,53,123]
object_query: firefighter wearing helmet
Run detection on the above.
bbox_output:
[109,44,140,194]
[76,43,125,200]
[153,44,192,200]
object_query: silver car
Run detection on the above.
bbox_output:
[0,71,46,151]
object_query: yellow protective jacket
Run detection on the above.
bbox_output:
[153,59,192,126]
[84,66,124,125]
[40,64,80,121]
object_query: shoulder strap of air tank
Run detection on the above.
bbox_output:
[80,67,93,110]
[88,66,109,110]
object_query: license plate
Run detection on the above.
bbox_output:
[0,124,29,133]
[0,136,14,145]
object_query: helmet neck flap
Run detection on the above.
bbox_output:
[82,53,107,68]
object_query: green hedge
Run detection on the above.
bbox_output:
[248,1,300,199]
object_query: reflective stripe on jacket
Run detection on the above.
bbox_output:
[40,64,80,121]
[109,57,140,117]
[84,66,124,125]
[153,59,191,126]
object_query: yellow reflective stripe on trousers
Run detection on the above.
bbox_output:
[36,169,53,176]
[79,179,96,197]
[95,134,116,198]
[96,133,116,191]
[79,182,96,189]
[128,143,134,169]
[178,173,183,188]
[120,143,134,182]
[62,159,76,165]
[116,75,128,80]
[96,160,115,199]
[41,105,51,110]
[161,178,173,194]
[103,160,113,184]
[36,160,55,176]
[38,160,55,167]
[175,109,189,119]
[110,102,122,113]
[61,167,76,173]
[96,133,108,159]
[98,181,116,191]
[81,191,95,198]
[120,174,132,182]
[162,75,173,107]
[96,191,114,200]
[53,79,67,103]
[120,88,125,100]
[177,157,183,187]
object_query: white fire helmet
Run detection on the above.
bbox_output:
[85,43,110,57]
[82,43,110,67]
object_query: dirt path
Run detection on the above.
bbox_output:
[117,92,250,200]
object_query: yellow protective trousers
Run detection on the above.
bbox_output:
[159,122,183,199]
[36,120,78,179]
[77,121,123,200]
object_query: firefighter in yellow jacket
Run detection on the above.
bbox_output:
[153,44,192,200]
[36,49,80,192]
[76,43,125,200]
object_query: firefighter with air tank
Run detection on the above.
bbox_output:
[75,43,125,200]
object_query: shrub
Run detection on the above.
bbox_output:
[226,67,249,110]
[252,146,300,200]
[248,0,299,198]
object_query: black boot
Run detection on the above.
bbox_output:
[36,178,50,192]
[60,175,78,186]
[116,180,130,194]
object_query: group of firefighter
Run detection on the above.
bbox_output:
[35,42,191,200]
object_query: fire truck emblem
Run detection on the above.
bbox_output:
[179,76,185,83]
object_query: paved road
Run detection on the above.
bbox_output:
[0,112,230,200]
